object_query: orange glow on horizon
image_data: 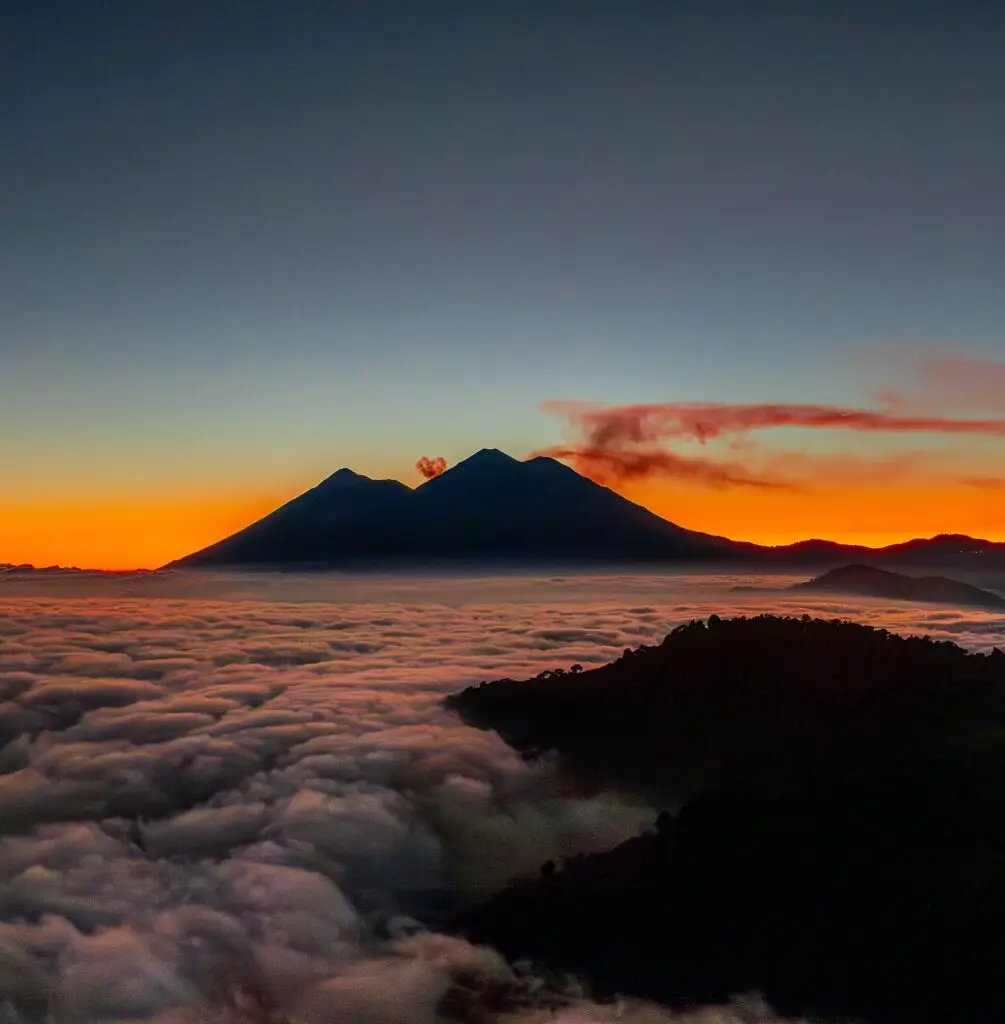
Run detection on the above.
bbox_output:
[0,493,291,571]
[620,480,1005,549]
[3,475,1004,571]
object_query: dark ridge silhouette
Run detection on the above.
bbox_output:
[165,448,1005,571]
[0,564,154,577]
[168,449,750,568]
[768,532,1005,569]
[457,778,1005,1024]
[446,614,1005,800]
[446,617,1005,1024]
[795,563,1005,608]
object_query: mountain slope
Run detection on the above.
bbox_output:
[406,450,752,559]
[169,449,752,568]
[173,468,413,567]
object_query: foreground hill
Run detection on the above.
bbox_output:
[794,563,1005,608]
[447,616,1005,1023]
[169,449,750,568]
[446,615,1005,799]
[457,774,1005,1024]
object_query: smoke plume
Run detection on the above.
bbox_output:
[538,398,1005,487]
[542,400,1005,446]
[882,355,1005,414]
[416,456,448,480]
[537,445,785,489]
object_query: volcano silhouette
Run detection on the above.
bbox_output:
[167,449,1005,571]
[170,449,749,568]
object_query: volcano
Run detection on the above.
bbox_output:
[169,449,752,568]
[167,449,1005,571]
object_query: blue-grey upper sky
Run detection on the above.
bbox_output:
[3,0,1004,502]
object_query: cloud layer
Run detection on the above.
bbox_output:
[1,571,1002,1020]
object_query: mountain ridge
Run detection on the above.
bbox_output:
[793,563,1005,608]
[169,448,750,569]
[154,448,1005,570]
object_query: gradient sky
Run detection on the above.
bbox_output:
[4,0,1004,567]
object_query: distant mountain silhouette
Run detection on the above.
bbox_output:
[167,448,1005,570]
[795,563,1005,608]
[769,532,1005,568]
[457,776,1005,1024]
[0,563,149,577]
[446,614,1005,800]
[169,449,752,568]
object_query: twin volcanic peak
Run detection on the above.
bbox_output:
[170,449,741,568]
[167,447,1005,570]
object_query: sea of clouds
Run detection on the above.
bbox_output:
[0,570,1002,1022]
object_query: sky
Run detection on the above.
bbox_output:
[3,0,1004,568]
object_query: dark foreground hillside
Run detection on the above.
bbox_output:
[447,614,1005,800]
[446,617,1005,1024]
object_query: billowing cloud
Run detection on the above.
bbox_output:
[0,573,1001,1020]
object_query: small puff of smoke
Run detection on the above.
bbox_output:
[416,456,448,480]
